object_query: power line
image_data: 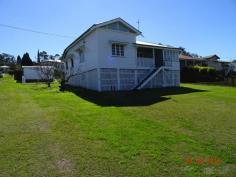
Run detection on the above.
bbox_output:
[0,23,75,39]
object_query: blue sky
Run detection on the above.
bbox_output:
[0,0,235,61]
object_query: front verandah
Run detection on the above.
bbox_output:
[136,47,164,68]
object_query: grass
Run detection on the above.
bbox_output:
[0,75,235,177]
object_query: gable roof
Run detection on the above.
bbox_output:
[63,18,141,58]
[203,54,220,60]
[95,18,141,34]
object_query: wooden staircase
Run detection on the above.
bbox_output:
[133,67,166,90]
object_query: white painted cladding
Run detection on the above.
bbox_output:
[96,28,137,68]
[66,30,99,73]
[68,69,99,91]
[23,67,43,81]
[22,66,55,81]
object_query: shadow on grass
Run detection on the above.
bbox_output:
[65,86,206,107]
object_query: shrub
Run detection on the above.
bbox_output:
[14,70,23,82]
[7,64,17,75]
[8,69,15,75]
[181,65,217,82]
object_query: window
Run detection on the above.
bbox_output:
[137,47,153,58]
[66,61,68,70]
[79,50,85,63]
[112,43,125,57]
[71,58,74,68]
[164,50,179,62]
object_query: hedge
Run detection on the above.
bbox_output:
[181,65,218,82]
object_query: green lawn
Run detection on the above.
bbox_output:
[0,76,235,177]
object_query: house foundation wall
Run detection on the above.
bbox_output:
[143,69,180,89]
[99,68,151,91]
[68,69,99,91]
[68,68,180,91]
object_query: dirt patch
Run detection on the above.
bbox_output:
[38,120,49,132]
[56,158,73,172]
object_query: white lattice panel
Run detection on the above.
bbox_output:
[120,69,135,90]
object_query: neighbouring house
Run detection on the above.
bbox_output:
[22,66,54,82]
[229,60,236,72]
[179,54,206,68]
[203,55,220,61]
[203,55,222,71]
[62,18,181,91]
[37,50,61,62]
[180,54,225,71]
[40,59,64,72]
[224,60,236,86]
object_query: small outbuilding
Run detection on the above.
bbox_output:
[22,66,54,82]
[0,65,10,73]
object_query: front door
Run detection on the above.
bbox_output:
[154,49,163,67]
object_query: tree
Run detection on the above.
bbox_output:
[16,55,22,65]
[49,55,54,60]
[37,50,40,63]
[0,54,4,66]
[179,47,201,58]
[179,47,191,56]
[58,68,79,92]
[21,53,33,66]
[0,53,16,66]
[39,63,55,87]
[39,51,48,61]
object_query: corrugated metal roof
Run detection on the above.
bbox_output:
[135,41,179,50]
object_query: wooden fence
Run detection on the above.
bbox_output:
[224,76,236,87]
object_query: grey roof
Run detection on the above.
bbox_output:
[135,41,180,50]
[202,54,220,60]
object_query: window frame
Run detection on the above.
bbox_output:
[79,50,85,63]
[65,61,68,70]
[112,43,125,57]
[71,58,74,68]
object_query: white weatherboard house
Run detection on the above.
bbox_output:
[62,18,181,91]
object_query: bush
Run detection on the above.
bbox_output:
[181,65,217,82]
[8,69,15,75]
[14,70,23,82]
[8,64,17,75]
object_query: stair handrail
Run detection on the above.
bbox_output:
[137,66,169,90]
